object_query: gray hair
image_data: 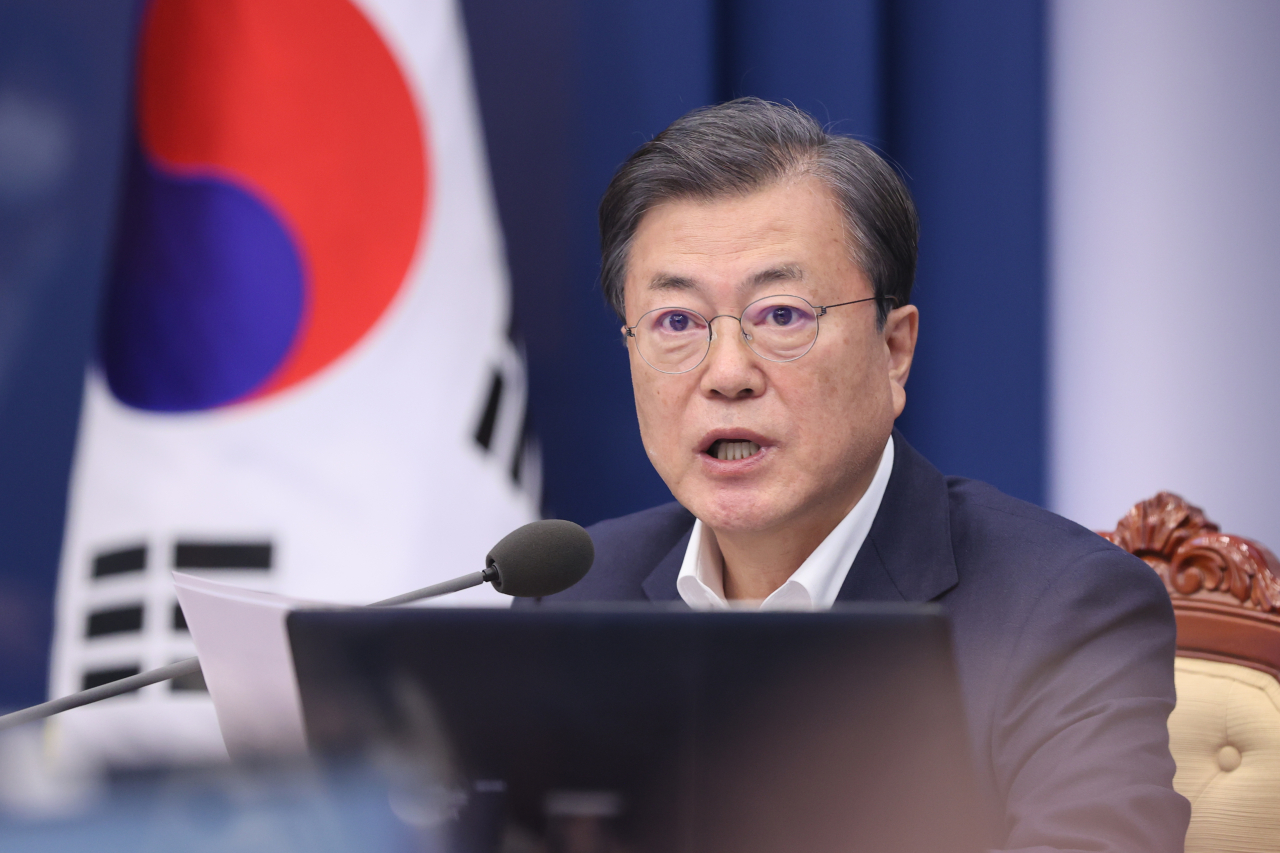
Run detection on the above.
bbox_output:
[598,98,918,327]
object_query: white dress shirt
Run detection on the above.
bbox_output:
[676,435,895,611]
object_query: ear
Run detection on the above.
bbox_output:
[883,304,919,418]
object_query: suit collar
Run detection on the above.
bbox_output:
[836,429,958,603]
[642,526,691,602]
[638,431,957,605]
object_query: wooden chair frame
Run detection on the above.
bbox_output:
[1100,492,1280,680]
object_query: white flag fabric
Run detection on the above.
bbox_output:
[48,0,537,767]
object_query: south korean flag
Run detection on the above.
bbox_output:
[49,0,537,767]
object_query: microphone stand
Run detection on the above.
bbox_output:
[0,566,499,731]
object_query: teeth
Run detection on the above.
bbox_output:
[714,440,761,461]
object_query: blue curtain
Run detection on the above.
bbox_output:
[0,0,139,708]
[464,0,1046,524]
[0,0,1044,707]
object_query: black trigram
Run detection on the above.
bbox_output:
[473,365,535,486]
[80,540,274,694]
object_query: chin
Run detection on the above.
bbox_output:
[684,487,787,534]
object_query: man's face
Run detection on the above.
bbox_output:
[622,176,918,538]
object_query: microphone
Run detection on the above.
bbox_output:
[0,519,594,731]
[485,518,596,597]
[373,519,594,604]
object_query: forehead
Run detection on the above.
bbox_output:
[624,177,856,306]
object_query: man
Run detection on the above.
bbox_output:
[525,99,1189,852]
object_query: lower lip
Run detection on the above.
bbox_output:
[700,444,771,474]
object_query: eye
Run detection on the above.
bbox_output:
[650,309,703,334]
[746,299,815,328]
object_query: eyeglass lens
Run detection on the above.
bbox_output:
[632,295,820,374]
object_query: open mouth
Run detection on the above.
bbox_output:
[706,439,762,461]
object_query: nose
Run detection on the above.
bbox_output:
[700,316,762,399]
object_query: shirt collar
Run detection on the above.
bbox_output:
[676,435,896,611]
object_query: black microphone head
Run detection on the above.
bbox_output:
[485,519,594,598]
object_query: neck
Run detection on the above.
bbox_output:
[716,524,831,600]
[713,474,877,602]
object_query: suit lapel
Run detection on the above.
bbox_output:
[641,526,692,602]
[837,430,959,603]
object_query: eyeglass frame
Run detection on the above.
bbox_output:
[622,293,899,375]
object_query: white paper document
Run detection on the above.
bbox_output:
[171,572,337,761]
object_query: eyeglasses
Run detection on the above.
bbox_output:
[623,294,895,375]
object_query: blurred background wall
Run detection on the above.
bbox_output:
[1049,0,1280,549]
[0,0,1275,710]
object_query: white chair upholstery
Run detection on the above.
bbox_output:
[1101,492,1280,853]
[1170,657,1280,853]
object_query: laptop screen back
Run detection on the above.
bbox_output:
[288,604,988,853]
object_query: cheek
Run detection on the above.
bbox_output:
[631,370,681,461]
[791,338,887,433]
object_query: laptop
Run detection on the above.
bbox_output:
[288,604,989,853]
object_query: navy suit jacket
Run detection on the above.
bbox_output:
[522,432,1190,853]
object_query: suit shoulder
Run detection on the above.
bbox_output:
[586,501,695,549]
[529,502,694,604]
[943,477,1165,603]
[946,476,1122,559]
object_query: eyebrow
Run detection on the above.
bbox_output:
[648,273,697,292]
[646,264,805,295]
[743,264,805,292]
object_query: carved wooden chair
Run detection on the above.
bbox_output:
[1101,493,1280,853]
